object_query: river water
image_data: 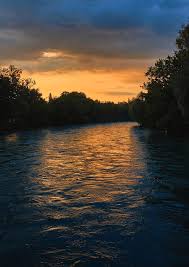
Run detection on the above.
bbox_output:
[0,122,188,267]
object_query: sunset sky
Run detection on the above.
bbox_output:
[1,0,189,102]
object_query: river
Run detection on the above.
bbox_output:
[0,122,188,267]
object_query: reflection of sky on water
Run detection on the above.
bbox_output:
[0,123,188,267]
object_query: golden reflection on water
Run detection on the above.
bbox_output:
[32,123,145,228]
[4,133,18,143]
[1,122,188,266]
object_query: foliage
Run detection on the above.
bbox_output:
[0,66,129,130]
[128,23,189,132]
[0,65,47,130]
[48,91,129,125]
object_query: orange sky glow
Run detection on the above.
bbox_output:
[24,67,147,103]
[1,0,185,102]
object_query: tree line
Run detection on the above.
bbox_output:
[0,66,129,131]
[1,23,189,132]
[128,23,189,133]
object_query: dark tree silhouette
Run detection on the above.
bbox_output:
[0,65,47,130]
[48,91,129,125]
[0,66,130,131]
[128,23,189,133]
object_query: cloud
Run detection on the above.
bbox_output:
[0,0,188,73]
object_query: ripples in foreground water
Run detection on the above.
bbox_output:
[0,122,188,267]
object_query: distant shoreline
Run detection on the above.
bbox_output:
[0,120,133,134]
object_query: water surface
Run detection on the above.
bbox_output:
[0,122,188,267]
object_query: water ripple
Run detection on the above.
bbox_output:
[0,122,188,267]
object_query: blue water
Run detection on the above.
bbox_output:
[0,122,188,267]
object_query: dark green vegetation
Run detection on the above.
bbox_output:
[129,24,189,133]
[0,66,129,130]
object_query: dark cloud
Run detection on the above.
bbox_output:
[0,0,188,72]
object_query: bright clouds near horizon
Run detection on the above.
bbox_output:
[0,0,189,101]
[42,51,63,58]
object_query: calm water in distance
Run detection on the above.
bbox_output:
[0,122,188,267]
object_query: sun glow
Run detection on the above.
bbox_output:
[42,51,63,58]
[28,69,145,102]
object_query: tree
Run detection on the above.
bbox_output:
[0,65,47,129]
[129,23,189,132]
